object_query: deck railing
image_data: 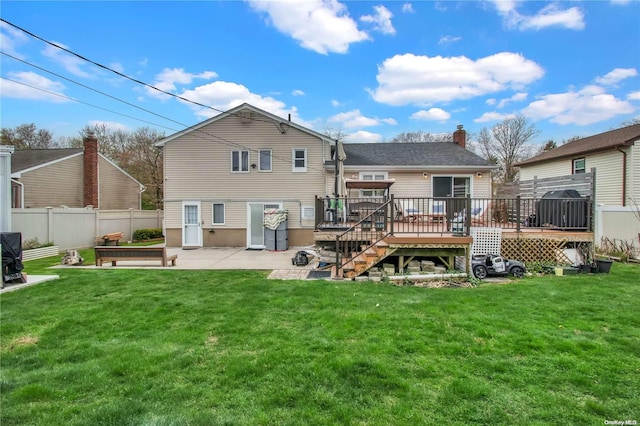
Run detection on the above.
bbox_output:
[316,195,594,233]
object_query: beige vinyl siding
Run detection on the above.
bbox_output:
[98,157,140,209]
[21,155,83,208]
[163,114,326,230]
[519,159,574,181]
[588,150,624,205]
[330,170,491,198]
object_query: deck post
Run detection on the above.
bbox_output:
[516,195,521,233]
[465,196,471,236]
[390,194,395,236]
[335,235,340,277]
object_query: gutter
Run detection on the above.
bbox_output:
[616,147,627,206]
[10,179,24,208]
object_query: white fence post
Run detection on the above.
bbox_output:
[46,207,54,244]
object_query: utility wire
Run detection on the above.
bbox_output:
[0,76,179,132]
[1,52,330,172]
[0,18,291,127]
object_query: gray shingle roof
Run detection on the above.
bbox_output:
[11,148,82,173]
[339,142,494,167]
[517,124,640,167]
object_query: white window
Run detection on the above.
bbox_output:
[360,172,388,198]
[573,158,585,174]
[259,149,272,172]
[231,151,249,172]
[212,203,225,225]
[302,206,315,219]
[433,176,470,198]
[292,148,307,172]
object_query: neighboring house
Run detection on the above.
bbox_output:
[157,103,496,248]
[516,124,640,206]
[11,133,144,209]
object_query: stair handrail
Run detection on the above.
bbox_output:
[335,200,391,278]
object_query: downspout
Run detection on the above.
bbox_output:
[139,185,147,210]
[11,179,24,208]
[616,147,627,206]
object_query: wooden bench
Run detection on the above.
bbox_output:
[94,246,177,267]
[96,232,124,246]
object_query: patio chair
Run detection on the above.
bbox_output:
[449,200,490,233]
[398,200,424,222]
[427,200,446,223]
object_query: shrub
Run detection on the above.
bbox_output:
[133,228,164,241]
[22,238,55,250]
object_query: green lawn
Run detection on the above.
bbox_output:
[1,255,639,425]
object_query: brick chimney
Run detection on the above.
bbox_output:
[83,132,99,208]
[453,124,466,149]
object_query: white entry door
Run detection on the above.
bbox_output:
[182,201,202,247]
[247,202,280,248]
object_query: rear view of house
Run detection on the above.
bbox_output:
[155,103,336,249]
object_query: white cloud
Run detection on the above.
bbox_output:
[344,130,383,143]
[522,85,635,125]
[331,99,342,107]
[41,42,95,78]
[109,62,125,73]
[138,58,148,67]
[87,120,129,132]
[247,0,370,54]
[474,112,517,123]
[179,80,306,125]
[402,3,414,13]
[410,108,451,121]
[0,21,29,59]
[292,89,305,96]
[628,91,640,101]
[496,92,528,108]
[486,98,497,106]
[492,1,585,31]
[360,5,396,35]
[595,68,638,86]
[438,35,461,45]
[328,109,396,128]
[369,52,544,106]
[0,71,68,103]
[146,68,217,100]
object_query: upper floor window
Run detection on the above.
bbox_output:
[292,148,307,172]
[360,172,388,197]
[232,150,249,172]
[259,149,272,172]
[572,158,585,174]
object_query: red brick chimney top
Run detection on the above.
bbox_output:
[453,124,466,149]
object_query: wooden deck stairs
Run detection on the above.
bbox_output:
[333,238,395,279]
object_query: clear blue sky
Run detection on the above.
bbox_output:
[1,1,639,145]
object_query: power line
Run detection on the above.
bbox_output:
[0,76,179,132]
[1,53,329,172]
[0,18,285,127]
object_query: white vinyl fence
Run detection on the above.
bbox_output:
[11,208,164,249]
[595,205,640,255]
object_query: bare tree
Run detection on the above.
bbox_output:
[0,123,56,149]
[323,127,348,142]
[491,115,540,183]
[391,130,452,143]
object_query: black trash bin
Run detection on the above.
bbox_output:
[1,232,25,286]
